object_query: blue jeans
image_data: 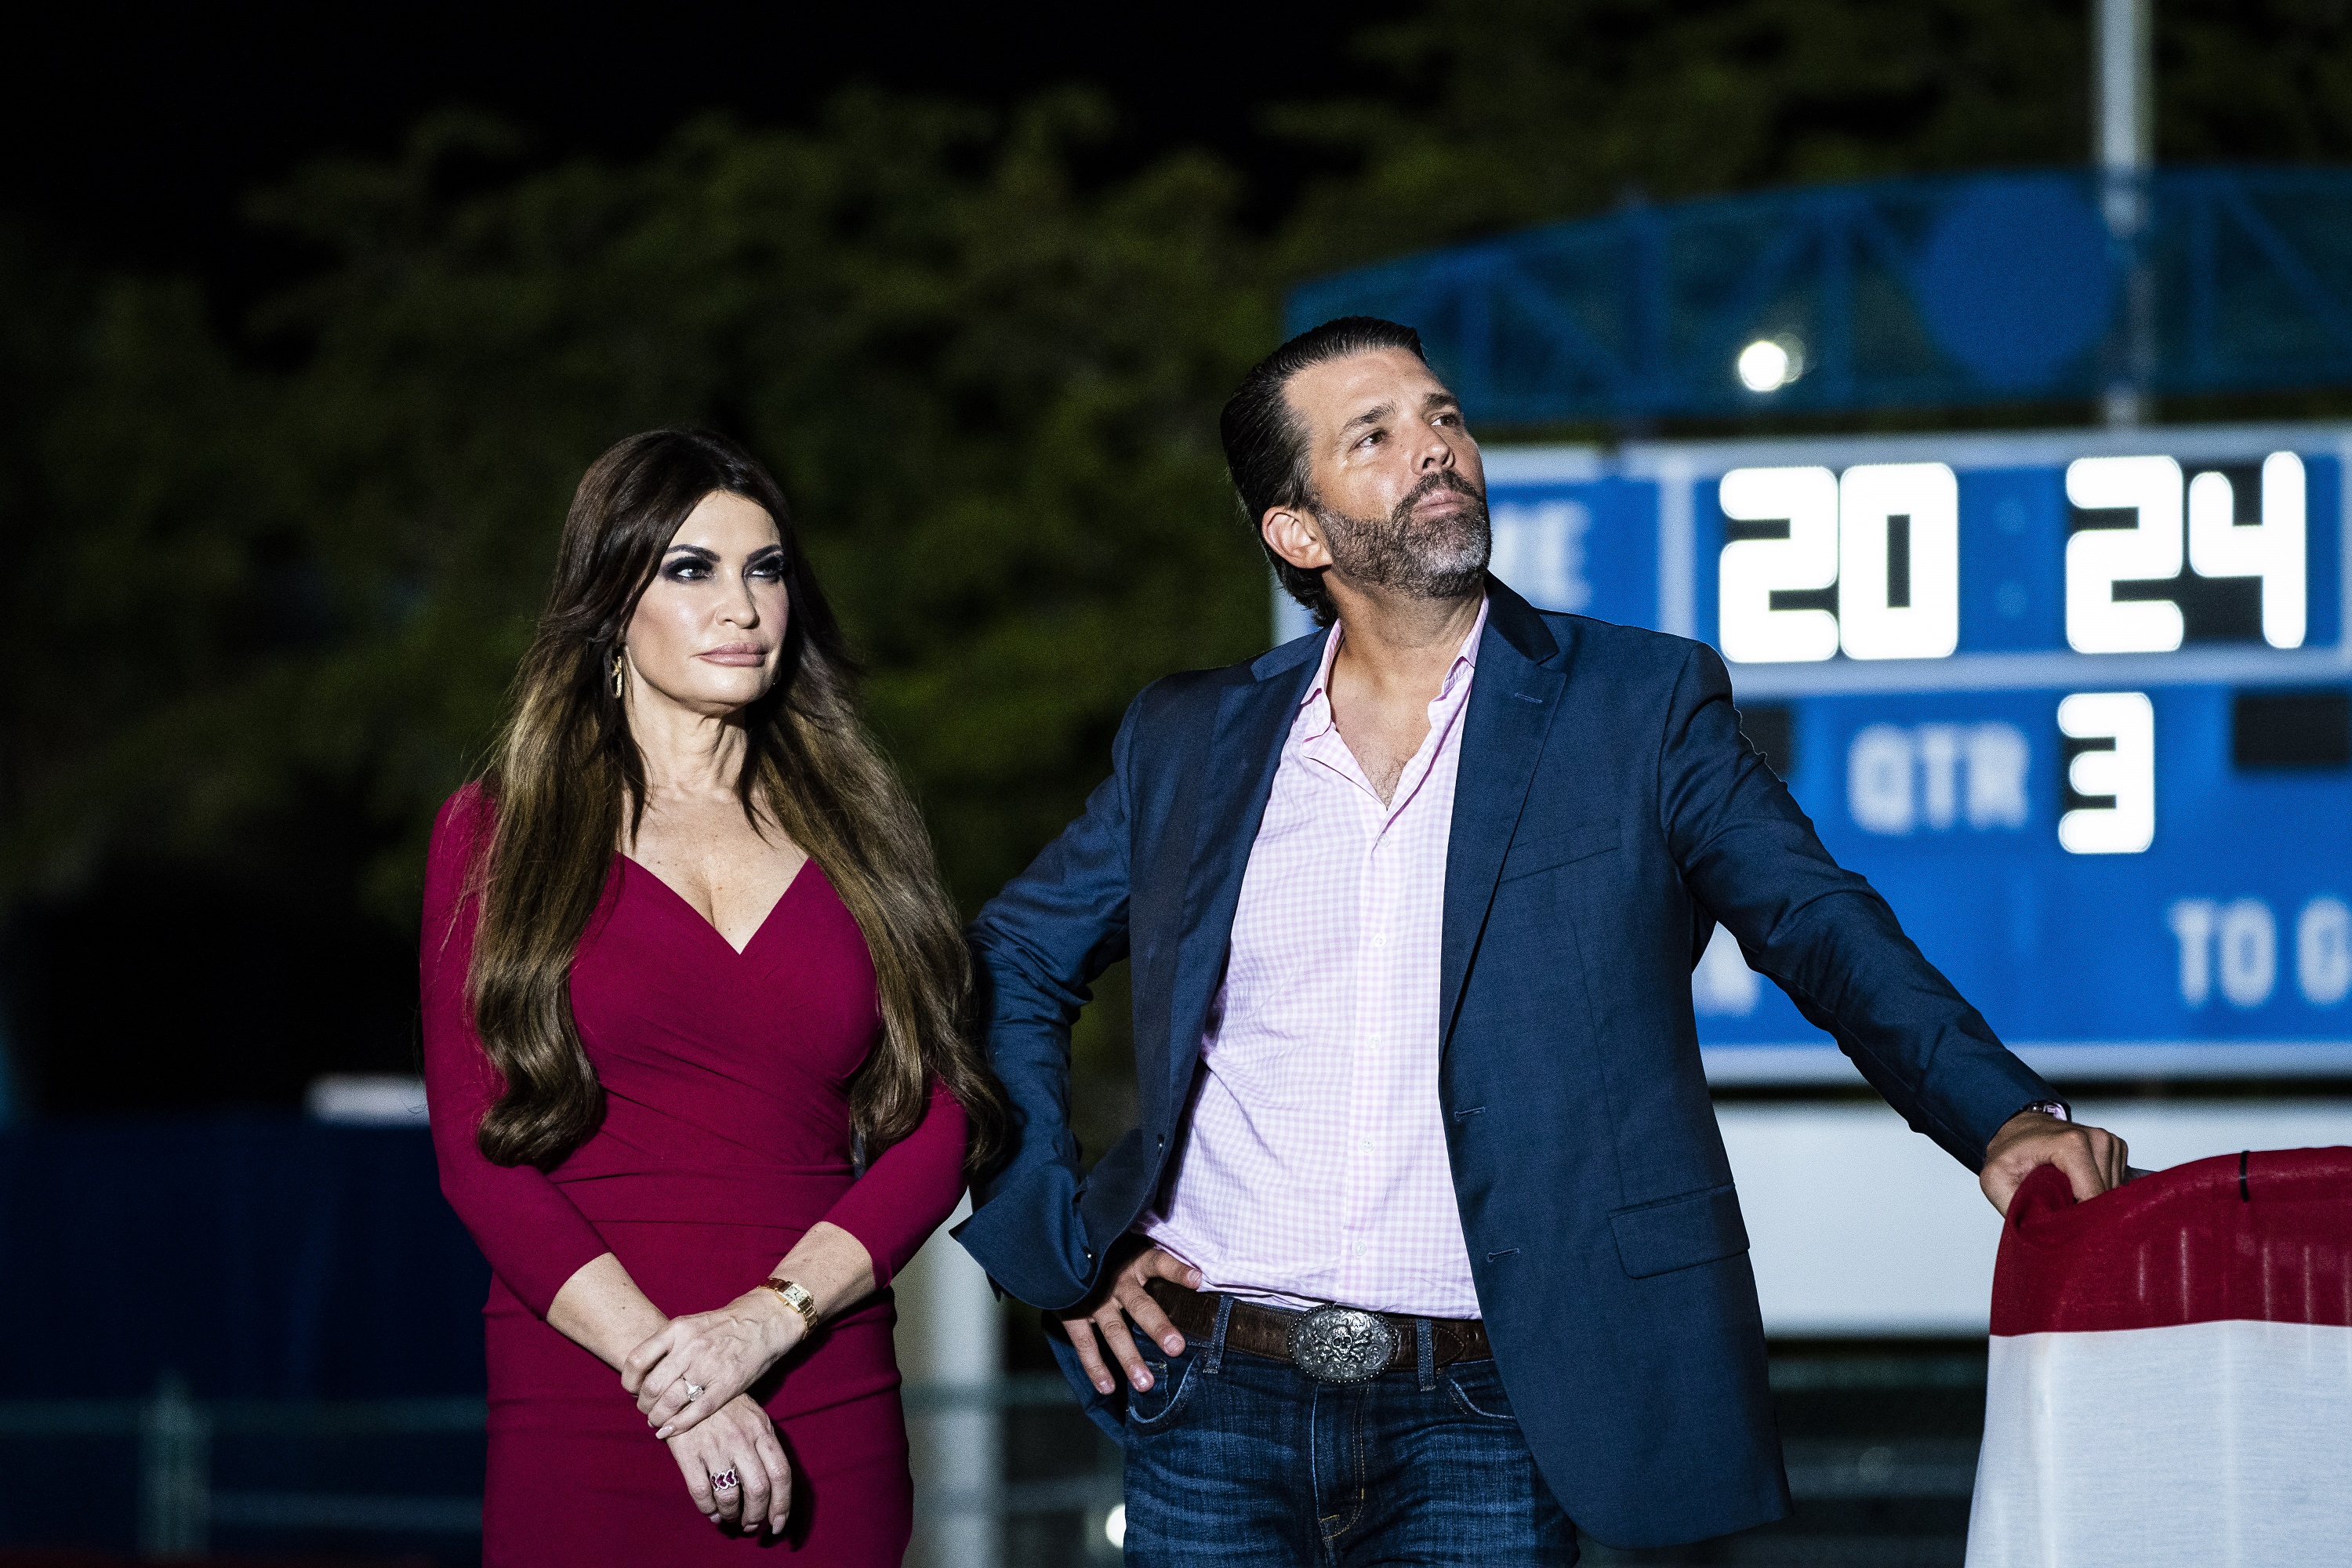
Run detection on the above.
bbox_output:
[1119,1304,1578,1566]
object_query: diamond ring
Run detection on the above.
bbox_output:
[683,1382,706,1403]
[710,1468,738,1491]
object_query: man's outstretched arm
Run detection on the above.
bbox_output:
[1657,642,2127,1207]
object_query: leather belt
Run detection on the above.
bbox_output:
[1145,1279,1490,1382]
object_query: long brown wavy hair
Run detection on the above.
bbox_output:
[463,429,1007,1173]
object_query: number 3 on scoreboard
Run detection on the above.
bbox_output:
[2056,691,2155,855]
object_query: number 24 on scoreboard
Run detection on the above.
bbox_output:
[1715,452,2309,662]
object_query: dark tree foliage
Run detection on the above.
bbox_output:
[5,97,1272,927]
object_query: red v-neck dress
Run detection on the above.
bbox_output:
[419,785,968,1566]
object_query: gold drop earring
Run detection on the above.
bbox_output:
[610,651,626,698]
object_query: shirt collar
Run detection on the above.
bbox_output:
[1296,596,1490,737]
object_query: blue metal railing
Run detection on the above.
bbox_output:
[1287,167,2352,422]
[0,1377,490,1554]
[0,1356,1988,1558]
[0,1373,1118,1559]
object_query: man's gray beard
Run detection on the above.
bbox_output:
[1312,473,1492,601]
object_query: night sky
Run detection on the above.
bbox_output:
[5,0,1389,296]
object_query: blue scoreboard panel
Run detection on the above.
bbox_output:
[1277,426,2352,1082]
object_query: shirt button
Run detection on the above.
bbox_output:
[1352,1240,1367,1258]
[1361,1138,1374,1152]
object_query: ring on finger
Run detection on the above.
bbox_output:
[710,1468,739,1491]
[684,1381,706,1403]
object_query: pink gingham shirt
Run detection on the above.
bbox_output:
[1141,599,1488,1317]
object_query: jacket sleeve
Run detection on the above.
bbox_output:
[1658,644,2053,1168]
[818,1077,967,1290]
[951,699,1142,1312]
[418,786,614,1317]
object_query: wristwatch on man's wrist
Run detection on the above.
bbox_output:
[2019,1098,2071,1123]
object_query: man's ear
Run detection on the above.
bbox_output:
[1261,504,1330,572]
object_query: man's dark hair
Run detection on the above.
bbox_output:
[1219,316,1428,629]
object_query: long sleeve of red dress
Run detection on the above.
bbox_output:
[420,787,615,1317]
[827,1076,968,1289]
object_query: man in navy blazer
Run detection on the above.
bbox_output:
[956,317,2126,1562]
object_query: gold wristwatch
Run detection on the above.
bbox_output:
[761,1276,819,1336]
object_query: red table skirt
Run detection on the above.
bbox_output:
[1966,1149,2352,1567]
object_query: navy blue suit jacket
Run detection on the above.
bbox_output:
[955,579,2054,1548]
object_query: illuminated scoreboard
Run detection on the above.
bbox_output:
[1283,426,2352,1080]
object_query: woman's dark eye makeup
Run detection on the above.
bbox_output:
[659,546,786,583]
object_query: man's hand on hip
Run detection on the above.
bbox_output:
[1058,1236,1203,1396]
[1980,1109,2129,1215]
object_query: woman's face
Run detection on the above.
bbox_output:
[619,490,789,718]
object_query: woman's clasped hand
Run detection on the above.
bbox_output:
[663,1390,793,1535]
[625,1287,805,1441]
[620,1293,801,1535]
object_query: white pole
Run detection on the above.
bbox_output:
[2097,0,2155,426]
[139,1373,212,1556]
[895,1194,1002,1568]
[2096,0,2154,178]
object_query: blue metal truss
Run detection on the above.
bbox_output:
[1284,167,2352,422]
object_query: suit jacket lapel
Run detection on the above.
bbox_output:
[1439,580,1567,1050]
[1163,632,1324,1109]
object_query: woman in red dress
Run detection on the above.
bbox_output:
[420,430,1004,1566]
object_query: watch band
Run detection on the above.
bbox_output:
[761,1276,820,1335]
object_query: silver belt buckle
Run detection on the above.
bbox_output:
[1286,1305,1399,1384]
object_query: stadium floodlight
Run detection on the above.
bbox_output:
[1737,337,1802,393]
